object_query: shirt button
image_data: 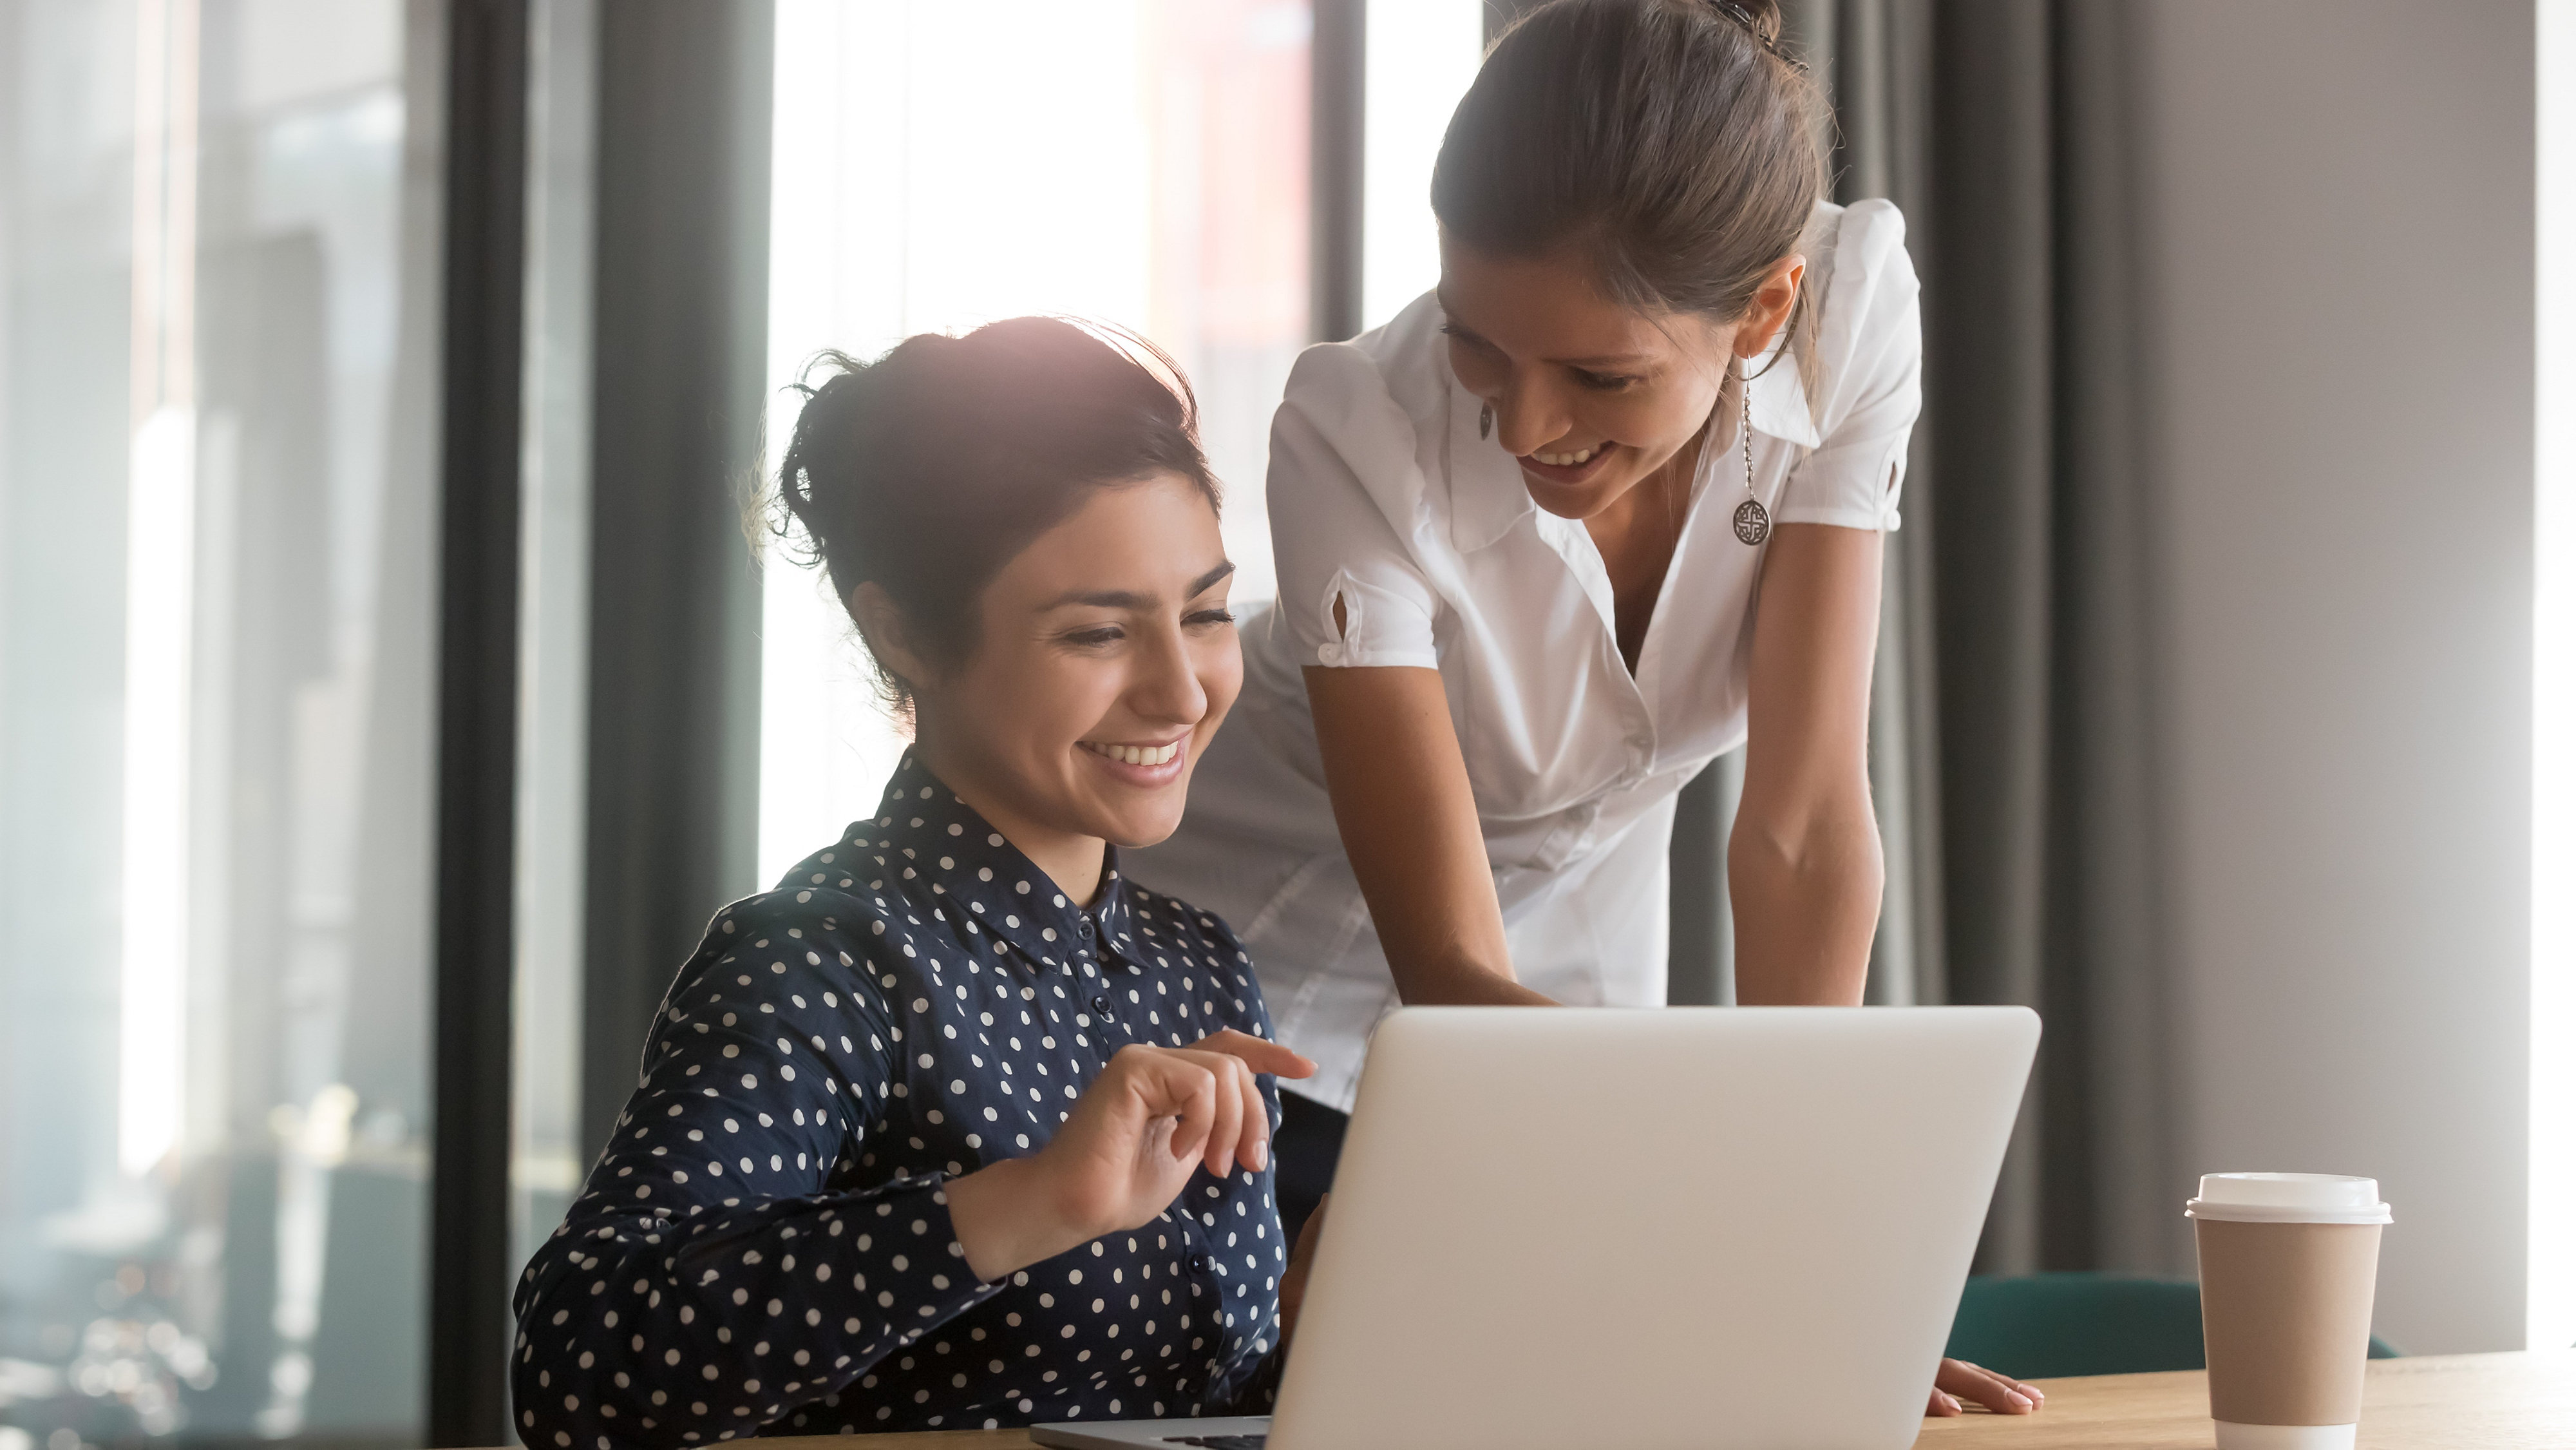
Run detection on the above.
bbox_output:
[1078,919,1094,938]
[1091,993,1112,1015]
[1189,1252,1211,1274]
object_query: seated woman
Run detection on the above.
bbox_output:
[512,317,1315,1444]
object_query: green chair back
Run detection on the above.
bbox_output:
[1943,1272,2402,1379]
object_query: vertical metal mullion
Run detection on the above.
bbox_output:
[430,0,531,1442]
[578,0,773,1169]
[1311,0,1365,342]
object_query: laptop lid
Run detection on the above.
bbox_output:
[1268,1006,2040,1450]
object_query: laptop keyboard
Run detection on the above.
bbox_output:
[1159,1436,1267,1449]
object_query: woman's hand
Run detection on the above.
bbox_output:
[1926,1357,2046,1417]
[947,1029,1315,1281]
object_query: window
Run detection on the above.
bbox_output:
[0,1,439,1444]
[1361,0,1482,329]
[753,0,1484,881]
[757,0,1318,882]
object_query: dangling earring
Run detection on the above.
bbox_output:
[1730,361,1770,546]
[1479,403,1494,441]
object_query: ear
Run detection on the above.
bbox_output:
[849,581,934,692]
[1734,254,1806,360]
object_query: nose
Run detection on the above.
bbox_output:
[1490,368,1571,457]
[1131,618,1209,729]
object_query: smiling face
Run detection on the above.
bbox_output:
[886,472,1240,896]
[1437,233,1801,520]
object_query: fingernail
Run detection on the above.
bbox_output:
[1251,1140,1268,1170]
[1942,1394,1960,1413]
[2025,1386,2045,1404]
[2005,1393,2029,1412]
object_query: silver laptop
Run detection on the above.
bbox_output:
[1033,1005,2038,1450]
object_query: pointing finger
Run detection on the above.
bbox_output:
[1189,1029,1316,1080]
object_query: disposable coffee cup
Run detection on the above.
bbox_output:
[2187,1173,2392,1450]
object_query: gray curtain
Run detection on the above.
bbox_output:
[1790,0,2183,1276]
[1499,0,2179,1274]
[1660,0,1947,1017]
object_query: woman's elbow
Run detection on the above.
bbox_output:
[511,1295,632,1450]
[1730,783,1883,888]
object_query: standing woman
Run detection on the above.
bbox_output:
[1131,2,2036,1412]
[1135,2,2040,1412]
[1140,0,1901,1170]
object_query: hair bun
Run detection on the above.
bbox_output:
[768,318,1219,715]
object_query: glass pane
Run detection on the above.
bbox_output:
[759,0,1315,882]
[0,2,440,1445]
[1361,0,1482,330]
[508,0,597,1306]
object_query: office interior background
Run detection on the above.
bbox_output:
[0,0,2565,1446]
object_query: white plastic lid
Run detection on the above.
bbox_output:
[2186,1173,2392,1225]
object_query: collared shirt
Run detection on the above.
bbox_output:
[1130,199,1922,1111]
[513,755,1288,1445]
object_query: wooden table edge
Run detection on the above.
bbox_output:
[455,1349,2575,1450]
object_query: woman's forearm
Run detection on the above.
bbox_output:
[946,1154,1077,1282]
[1305,664,1558,1007]
[1730,522,1887,1006]
[1388,953,1558,1006]
[1726,794,1881,1004]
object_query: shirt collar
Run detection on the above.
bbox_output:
[858,752,1135,973]
[1441,329,1820,555]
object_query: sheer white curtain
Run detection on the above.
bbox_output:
[756,0,1329,882]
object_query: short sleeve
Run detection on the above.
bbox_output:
[1774,200,1922,533]
[1265,347,1443,671]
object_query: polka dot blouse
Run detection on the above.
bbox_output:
[511,754,1291,1445]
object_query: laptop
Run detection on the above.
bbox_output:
[1032,1004,2039,1450]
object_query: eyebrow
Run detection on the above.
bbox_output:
[1039,559,1236,611]
[1434,292,1652,369]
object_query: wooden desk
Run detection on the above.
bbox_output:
[489,1351,2571,1449]
[1909,1351,2575,1449]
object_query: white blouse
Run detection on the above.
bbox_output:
[1130,199,1922,1111]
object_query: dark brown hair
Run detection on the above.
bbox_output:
[1431,0,1828,371]
[772,316,1218,709]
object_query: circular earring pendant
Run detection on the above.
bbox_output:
[1732,497,1772,546]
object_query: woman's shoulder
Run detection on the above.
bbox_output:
[1799,197,1922,443]
[1812,198,1918,309]
[1268,291,1464,548]
[680,827,950,982]
[1280,290,1452,429]
[736,825,902,936]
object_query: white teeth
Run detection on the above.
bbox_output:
[1535,446,1599,467]
[1087,741,1179,767]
